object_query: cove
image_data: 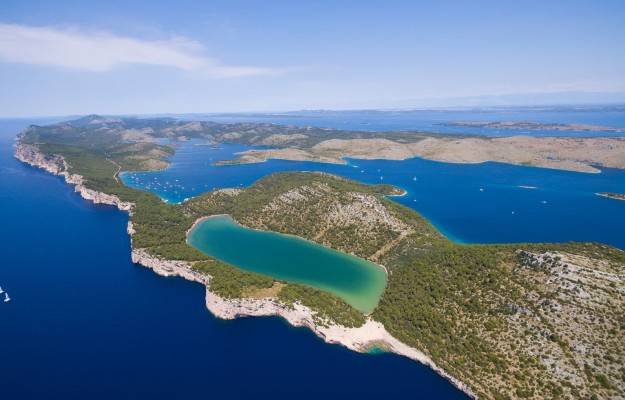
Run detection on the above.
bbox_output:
[187,215,387,313]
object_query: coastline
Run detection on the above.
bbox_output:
[14,144,133,212]
[14,142,477,400]
[384,188,408,197]
[214,149,348,166]
[133,246,475,399]
[185,214,229,236]
[596,192,625,201]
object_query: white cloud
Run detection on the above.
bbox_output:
[0,23,280,77]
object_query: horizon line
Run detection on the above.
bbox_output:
[3,101,625,120]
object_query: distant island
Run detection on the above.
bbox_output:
[220,135,625,173]
[439,121,623,132]
[597,192,625,201]
[18,114,625,174]
[14,115,625,399]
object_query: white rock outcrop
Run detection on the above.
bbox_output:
[15,144,133,212]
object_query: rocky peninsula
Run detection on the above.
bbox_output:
[597,192,625,201]
[14,116,625,399]
[14,144,133,212]
[15,142,477,399]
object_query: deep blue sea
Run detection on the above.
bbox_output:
[2,109,625,399]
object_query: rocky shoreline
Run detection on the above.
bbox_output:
[14,142,477,399]
[133,247,476,398]
[14,144,133,212]
[596,192,625,201]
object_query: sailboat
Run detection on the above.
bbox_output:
[0,286,4,294]
[4,293,10,303]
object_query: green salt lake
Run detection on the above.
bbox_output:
[187,215,387,313]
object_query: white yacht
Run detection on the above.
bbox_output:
[0,286,4,294]
[4,293,10,303]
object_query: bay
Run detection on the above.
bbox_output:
[123,139,625,250]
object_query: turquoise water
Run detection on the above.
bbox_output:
[188,216,387,313]
[367,346,389,355]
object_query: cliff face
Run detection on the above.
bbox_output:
[14,143,65,175]
[131,248,208,284]
[14,144,133,212]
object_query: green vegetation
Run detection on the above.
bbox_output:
[18,116,625,400]
[194,260,274,298]
[185,172,441,262]
[20,120,379,326]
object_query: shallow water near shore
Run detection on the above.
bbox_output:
[188,215,387,313]
[0,119,468,399]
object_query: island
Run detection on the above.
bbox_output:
[438,121,623,133]
[14,115,625,399]
[220,135,625,173]
[596,192,625,201]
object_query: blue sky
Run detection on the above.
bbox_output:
[1,0,625,116]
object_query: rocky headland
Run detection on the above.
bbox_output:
[131,246,476,398]
[597,192,625,201]
[14,142,477,399]
[14,144,133,211]
[16,130,625,399]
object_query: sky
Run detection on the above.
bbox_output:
[1,0,625,116]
